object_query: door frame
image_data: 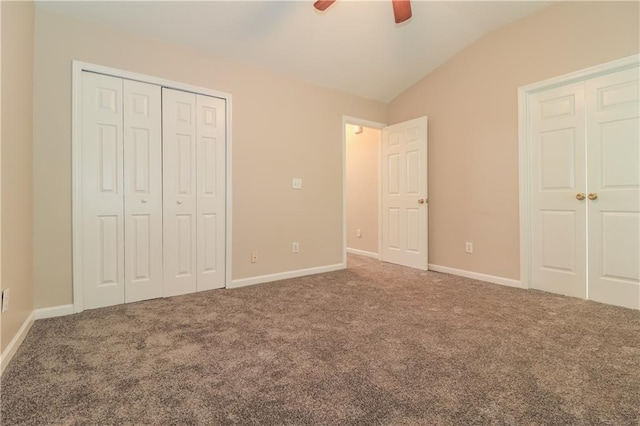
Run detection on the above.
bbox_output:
[342,116,386,265]
[71,61,233,313]
[517,54,639,290]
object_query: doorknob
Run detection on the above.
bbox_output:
[588,193,598,201]
[141,199,148,203]
[576,193,586,200]
[418,198,425,204]
[177,200,183,205]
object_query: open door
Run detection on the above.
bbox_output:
[381,117,428,269]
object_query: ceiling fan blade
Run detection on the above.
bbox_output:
[313,0,336,12]
[392,0,412,24]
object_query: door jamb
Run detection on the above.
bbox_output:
[517,54,639,290]
[342,116,386,265]
[72,61,233,313]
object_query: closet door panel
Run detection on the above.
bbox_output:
[124,80,163,303]
[81,72,125,309]
[586,67,640,309]
[196,95,226,291]
[163,89,198,297]
[530,82,587,299]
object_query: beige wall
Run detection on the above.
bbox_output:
[346,124,379,254]
[31,2,640,309]
[388,1,640,280]
[32,8,387,308]
[1,1,35,353]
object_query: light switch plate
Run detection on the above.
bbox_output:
[292,178,302,190]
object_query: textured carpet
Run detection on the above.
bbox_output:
[2,254,639,425]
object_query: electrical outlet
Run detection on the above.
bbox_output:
[251,251,258,263]
[465,242,473,254]
[292,242,299,253]
[292,178,303,190]
[356,229,362,238]
[1,288,10,313]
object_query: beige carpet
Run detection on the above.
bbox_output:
[2,254,639,425]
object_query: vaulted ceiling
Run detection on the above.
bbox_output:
[38,1,550,102]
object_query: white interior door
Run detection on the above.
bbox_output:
[586,67,640,309]
[81,72,125,309]
[381,117,428,270]
[530,82,587,298]
[196,94,226,291]
[123,80,163,303]
[163,88,197,297]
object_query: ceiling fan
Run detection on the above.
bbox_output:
[313,0,412,24]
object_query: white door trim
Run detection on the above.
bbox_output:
[72,61,233,313]
[517,54,639,290]
[342,116,386,265]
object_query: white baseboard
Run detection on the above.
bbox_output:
[429,264,525,289]
[346,248,379,259]
[229,263,346,289]
[1,311,35,375]
[35,304,74,320]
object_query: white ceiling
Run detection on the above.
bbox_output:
[37,0,551,102]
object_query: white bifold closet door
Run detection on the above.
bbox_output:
[123,80,163,303]
[81,72,162,309]
[162,88,226,297]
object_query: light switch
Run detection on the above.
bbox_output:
[292,178,303,190]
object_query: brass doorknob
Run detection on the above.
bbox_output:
[588,193,598,200]
[418,198,425,204]
[576,193,586,200]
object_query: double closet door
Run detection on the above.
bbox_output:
[81,72,226,310]
[530,66,639,309]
